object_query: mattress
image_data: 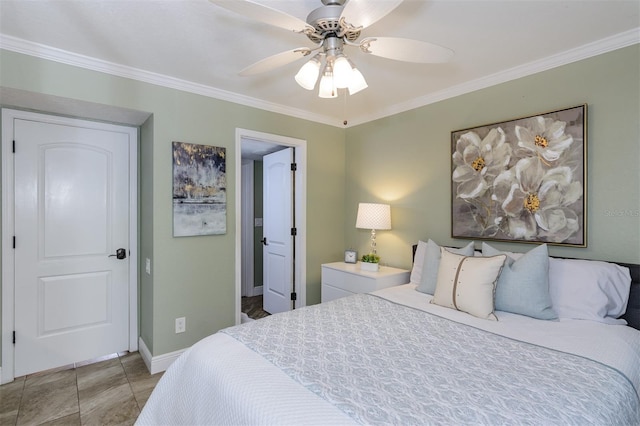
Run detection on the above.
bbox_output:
[137,284,640,425]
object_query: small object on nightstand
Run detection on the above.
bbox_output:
[360,261,379,272]
[344,249,357,264]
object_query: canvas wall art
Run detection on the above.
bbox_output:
[451,105,586,246]
[173,142,226,236]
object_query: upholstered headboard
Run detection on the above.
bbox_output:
[411,244,640,331]
[620,262,640,330]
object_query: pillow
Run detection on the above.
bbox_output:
[482,243,557,320]
[409,240,428,285]
[416,240,475,294]
[548,258,631,324]
[431,249,506,320]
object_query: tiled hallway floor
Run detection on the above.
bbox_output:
[241,295,271,319]
[0,352,163,425]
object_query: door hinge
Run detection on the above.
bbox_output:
[13,236,16,249]
[290,292,297,301]
[290,163,297,171]
[290,227,297,236]
[13,140,16,153]
[13,331,16,344]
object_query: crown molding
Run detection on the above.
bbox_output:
[1,27,638,128]
[347,27,640,127]
[0,34,338,127]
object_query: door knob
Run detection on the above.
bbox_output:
[260,238,268,246]
[108,248,127,260]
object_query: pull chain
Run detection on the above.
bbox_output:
[342,89,348,126]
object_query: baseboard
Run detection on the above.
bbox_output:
[138,337,187,375]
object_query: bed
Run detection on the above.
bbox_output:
[137,241,640,425]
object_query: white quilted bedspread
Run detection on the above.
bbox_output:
[137,285,640,425]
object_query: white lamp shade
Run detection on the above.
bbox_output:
[356,203,391,230]
[348,68,368,95]
[318,72,337,98]
[294,57,321,90]
[332,56,352,88]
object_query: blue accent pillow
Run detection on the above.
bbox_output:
[482,243,557,320]
[416,240,475,295]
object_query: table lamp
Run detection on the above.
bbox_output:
[356,203,391,255]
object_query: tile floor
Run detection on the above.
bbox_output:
[241,295,271,319]
[0,352,163,426]
[2,302,264,425]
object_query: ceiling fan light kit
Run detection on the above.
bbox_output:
[210,0,452,99]
[332,55,352,88]
[347,66,368,95]
[318,61,337,98]
[296,33,368,97]
[294,54,322,90]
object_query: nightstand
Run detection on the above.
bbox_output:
[321,262,410,303]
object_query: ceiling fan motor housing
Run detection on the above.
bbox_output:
[321,0,346,5]
[305,4,361,44]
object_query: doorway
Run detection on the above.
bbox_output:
[235,128,306,324]
[1,109,138,383]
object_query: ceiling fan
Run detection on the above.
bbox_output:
[209,0,454,98]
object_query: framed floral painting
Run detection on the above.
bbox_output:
[451,105,586,246]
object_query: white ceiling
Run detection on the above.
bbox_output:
[0,0,638,128]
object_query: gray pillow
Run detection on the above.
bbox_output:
[482,243,557,320]
[416,239,475,295]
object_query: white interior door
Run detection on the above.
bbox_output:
[262,148,294,314]
[12,116,134,377]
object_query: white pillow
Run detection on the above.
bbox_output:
[431,249,506,320]
[409,240,428,285]
[548,258,631,324]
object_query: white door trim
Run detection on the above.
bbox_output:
[235,128,306,325]
[1,108,138,384]
[241,160,255,297]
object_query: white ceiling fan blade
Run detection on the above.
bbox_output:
[341,0,404,29]
[360,37,454,63]
[239,48,311,76]
[209,0,311,33]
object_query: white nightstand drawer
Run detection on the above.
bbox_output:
[322,267,373,293]
[321,262,410,303]
[321,284,354,303]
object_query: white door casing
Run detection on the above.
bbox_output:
[263,148,294,314]
[241,160,255,297]
[234,128,306,324]
[1,109,138,382]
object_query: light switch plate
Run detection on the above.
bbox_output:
[175,317,186,333]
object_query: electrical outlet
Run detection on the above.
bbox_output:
[175,317,186,333]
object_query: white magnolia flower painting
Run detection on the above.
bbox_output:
[451,105,586,246]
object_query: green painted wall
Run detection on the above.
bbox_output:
[0,50,346,359]
[344,45,640,270]
[1,43,638,364]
